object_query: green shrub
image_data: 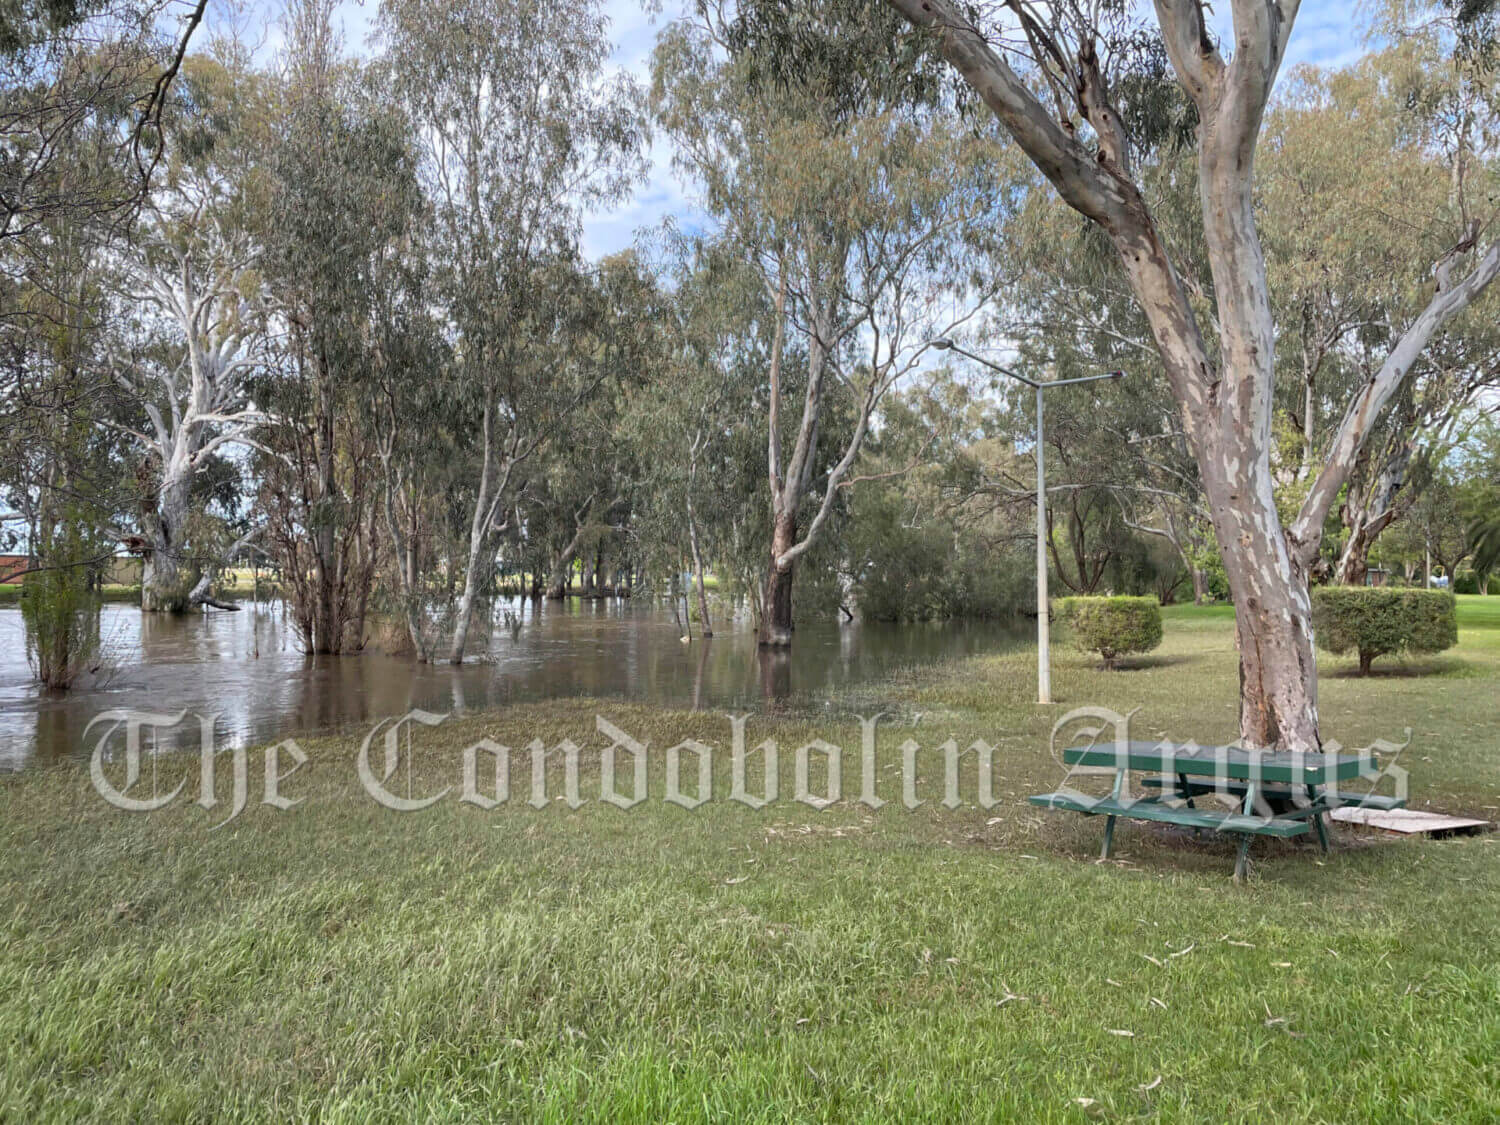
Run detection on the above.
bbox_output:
[1311,587,1457,675]
[1454,570,1480,595]
[1054,596,1162,669]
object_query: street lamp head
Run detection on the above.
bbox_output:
[1108,369,1127,380]
[929,338,954,350]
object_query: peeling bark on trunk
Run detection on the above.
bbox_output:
[378,467,434,661]
[1335,528,1375,588]
[1335,447,1411,586]
[1199,446,1320,750]
[547,550,577,600]
[124,241,267,615]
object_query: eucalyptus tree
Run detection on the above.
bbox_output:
[526,252,664,602]
[1378,462,1474,581]
[985,26,1500,601]
[380,0,644,663]
[654,2,1008,646]
[364,165,450,660]
[0,208,123,687]
[621,237,768,633]
[0,0,209,259]
[106,56,270,611]
[0,0,200,563]
[844,372,1036,619]
[0,26,152,685]
[252,1,411,654]
[884,0,1500,749]
[982,157,1217,604]
[1258,35,1500,586]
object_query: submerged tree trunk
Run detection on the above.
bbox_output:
[759,513,796,647]
[546,501,596,602]
[140,542,186,613]
[449,528,490,663]
[449,400,517,664]
[143,469,239,614]
[140,426,202,613]
[379,468,435,661]
[546,559,571,600]
[686,492,712,637]
[311,369,343,653]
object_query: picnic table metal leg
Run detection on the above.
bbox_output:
[1100,765,1125,859]
[1233,780,1259,881]
[1178,772,1195,809]
[1233,834,1253,882]
[1308,784,1330,854]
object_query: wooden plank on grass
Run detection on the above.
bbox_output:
[1329,808,1491,836]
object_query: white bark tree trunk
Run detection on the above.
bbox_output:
[449,399,519,665]
[141,466,193,612]
[119,244,268,614]
[686,492,712,637]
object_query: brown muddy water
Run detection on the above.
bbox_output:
[0,597,1027,769]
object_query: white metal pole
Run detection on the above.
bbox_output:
[1036,384,1051,705]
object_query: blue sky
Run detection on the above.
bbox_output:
[231,0,1374,261]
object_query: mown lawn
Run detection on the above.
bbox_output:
[2,599,1498,1121]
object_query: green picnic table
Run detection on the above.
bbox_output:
[1029,741,1405,879]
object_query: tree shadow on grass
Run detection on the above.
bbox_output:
[1325,656,1474,680]
[1101,653,1198,671]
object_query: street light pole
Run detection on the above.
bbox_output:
[930,339,1126,705]
[1034,382,1049,703]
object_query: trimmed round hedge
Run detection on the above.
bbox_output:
[1311,587,1457,675]
[1054,595,1162,669]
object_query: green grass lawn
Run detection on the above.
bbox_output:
[0,583,141,604]
[2,600,1499,1121]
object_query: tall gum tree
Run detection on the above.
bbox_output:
[883,0,1500,748]
[253,0,404,654]
[381,0,644,664]
[654,6,1009,645]
[109,57,269,612]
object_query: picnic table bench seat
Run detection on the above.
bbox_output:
[1028,791,1313,837]
[1030,741,1404,879]
[1137,775,1406,812]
